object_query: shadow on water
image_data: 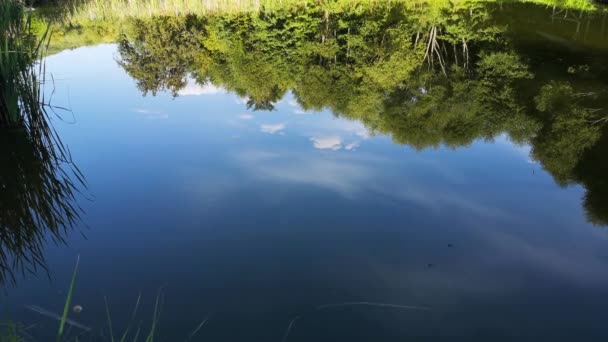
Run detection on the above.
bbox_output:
[0,129,84,285]
[0,0,85,285]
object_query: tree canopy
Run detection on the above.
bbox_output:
[108,2,608,225]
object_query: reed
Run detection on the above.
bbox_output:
[1,0,45,127]
[0,0,85,285]
[5,285,206,341]
[0,322,26,342]
[61,0,603,25]
[0,0,26,127]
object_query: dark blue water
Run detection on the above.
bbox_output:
[2,40,608,341]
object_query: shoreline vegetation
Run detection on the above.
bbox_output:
[1,0,46,128]
[1,258,174,342]
[0,0,84,284]
[60,0,608,24]
[23,0,607,53]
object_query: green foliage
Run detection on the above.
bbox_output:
[61,0,605,25]
[574,132,608,226]
[0,322,25,342]
[532,81,603,185]
[533,107,601,184]
[0,0,84,285]
[118,15,205,95]
[477,52,532,80]
[535,81,575,113]
[57,257,79,341]
[48,20,124,54]
[1,0,37,127]
[111,1,608,224]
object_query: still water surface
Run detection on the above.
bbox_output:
[3,2,608,341]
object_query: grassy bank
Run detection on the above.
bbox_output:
[56,0,604,25]
[38,0,606,56]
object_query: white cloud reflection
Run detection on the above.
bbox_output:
[236,96,249,105]
[235,148,517,219]
[311,136,342,150]
[260,123,286,134]
[236,150,371,197]
[133,108,168,119]
[345,142,360,151]
[310,136,361,151]
[356,129,371,139]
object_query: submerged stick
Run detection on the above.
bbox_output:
[281,315,303,342]
[25,305,91,332]
[185,316,209,342]
[281,301,431,342]
[316,301,431,311]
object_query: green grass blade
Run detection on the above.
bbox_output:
[104,296,116,342]
[1,321,25,342]
[133,322,142,342]
[56,255,79,342]
[184,316,208,342]
[119,293,142,342]
[145,290,162,342]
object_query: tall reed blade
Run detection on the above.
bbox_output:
[57,256,80,341]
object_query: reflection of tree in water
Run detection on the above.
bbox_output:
[117,15,204,96]
[247,98,276,111]
[575,131,608,225]
[116,2,608,225]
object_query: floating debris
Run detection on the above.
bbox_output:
[25,305,91,332]
[73,305,83,313]
[316,302,431,311]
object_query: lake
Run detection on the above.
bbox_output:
[2,1,608,341]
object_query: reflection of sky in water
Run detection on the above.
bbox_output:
[5,44,608,340]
